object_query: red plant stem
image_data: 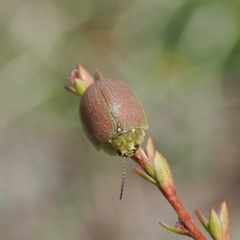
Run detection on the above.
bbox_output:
[133,147,207,240]
[161,186,207,240]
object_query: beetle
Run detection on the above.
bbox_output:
[79,70,148,158]
[66,65,148,199]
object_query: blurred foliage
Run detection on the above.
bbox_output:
[0,0,240,239]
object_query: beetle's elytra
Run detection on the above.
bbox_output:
[80,72,148,157]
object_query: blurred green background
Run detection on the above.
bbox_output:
[0,0,240,239]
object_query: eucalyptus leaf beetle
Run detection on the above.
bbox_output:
[79,70,148,157]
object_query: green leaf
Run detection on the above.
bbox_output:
[64,86,78,96]
[153,151,174,189]
[208,208,223,240]
[133,167,157,185]
[74,79,89,96]
[144,159,155,179]
[195,210,208,231]
[159,221,192,236]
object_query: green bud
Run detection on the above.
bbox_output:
[208,208,223,240]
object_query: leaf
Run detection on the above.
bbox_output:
[218,202,230,240]
[153,151,174,189]
[159,221,193,237]
[133,167,157,185]
[145,135,155,163]
[208,208,223,240]
[195,210,208,231]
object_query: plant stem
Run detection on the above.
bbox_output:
[160,187,207,240]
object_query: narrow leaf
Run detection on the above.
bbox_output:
[64,86,79,96]
[94,69,103,80]
[133,168,157,185]
[159,222,192,236]
[219,202,230,240]
[145,135,155,163]
[195,210,208,231]
[77,64,94,85]
[144,159,155,179]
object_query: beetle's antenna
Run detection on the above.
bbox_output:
[120,157,127,200]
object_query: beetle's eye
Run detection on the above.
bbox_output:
[117,150,122,156]
[134,143,139,149]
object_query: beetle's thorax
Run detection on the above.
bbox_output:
[102,127,145,157]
